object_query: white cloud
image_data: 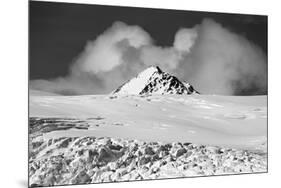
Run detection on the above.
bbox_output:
[30,19,267,95]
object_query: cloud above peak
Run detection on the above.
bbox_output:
[71,21,152,74]
[30,18,267,95]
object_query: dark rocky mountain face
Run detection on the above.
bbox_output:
[139,70,198,95]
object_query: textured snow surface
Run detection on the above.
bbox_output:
[29,92,267,187]
[29,136,267,187]
[29,93,267,151]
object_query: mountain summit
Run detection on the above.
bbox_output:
[113,66,199,95]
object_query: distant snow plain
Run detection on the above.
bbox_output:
[30,90,267,152]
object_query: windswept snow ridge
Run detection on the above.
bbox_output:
[113,66,198,95]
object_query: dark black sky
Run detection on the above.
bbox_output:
[29,0,267,80]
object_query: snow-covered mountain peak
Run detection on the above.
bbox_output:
[137,66,162,80]
[112,66,161,95]
[113,66,199,95]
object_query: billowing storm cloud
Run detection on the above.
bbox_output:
[30,18,267,95]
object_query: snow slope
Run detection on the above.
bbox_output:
[29,94,267,151]
[113,66,159,95]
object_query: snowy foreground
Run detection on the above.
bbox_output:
[29,92,267,186]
